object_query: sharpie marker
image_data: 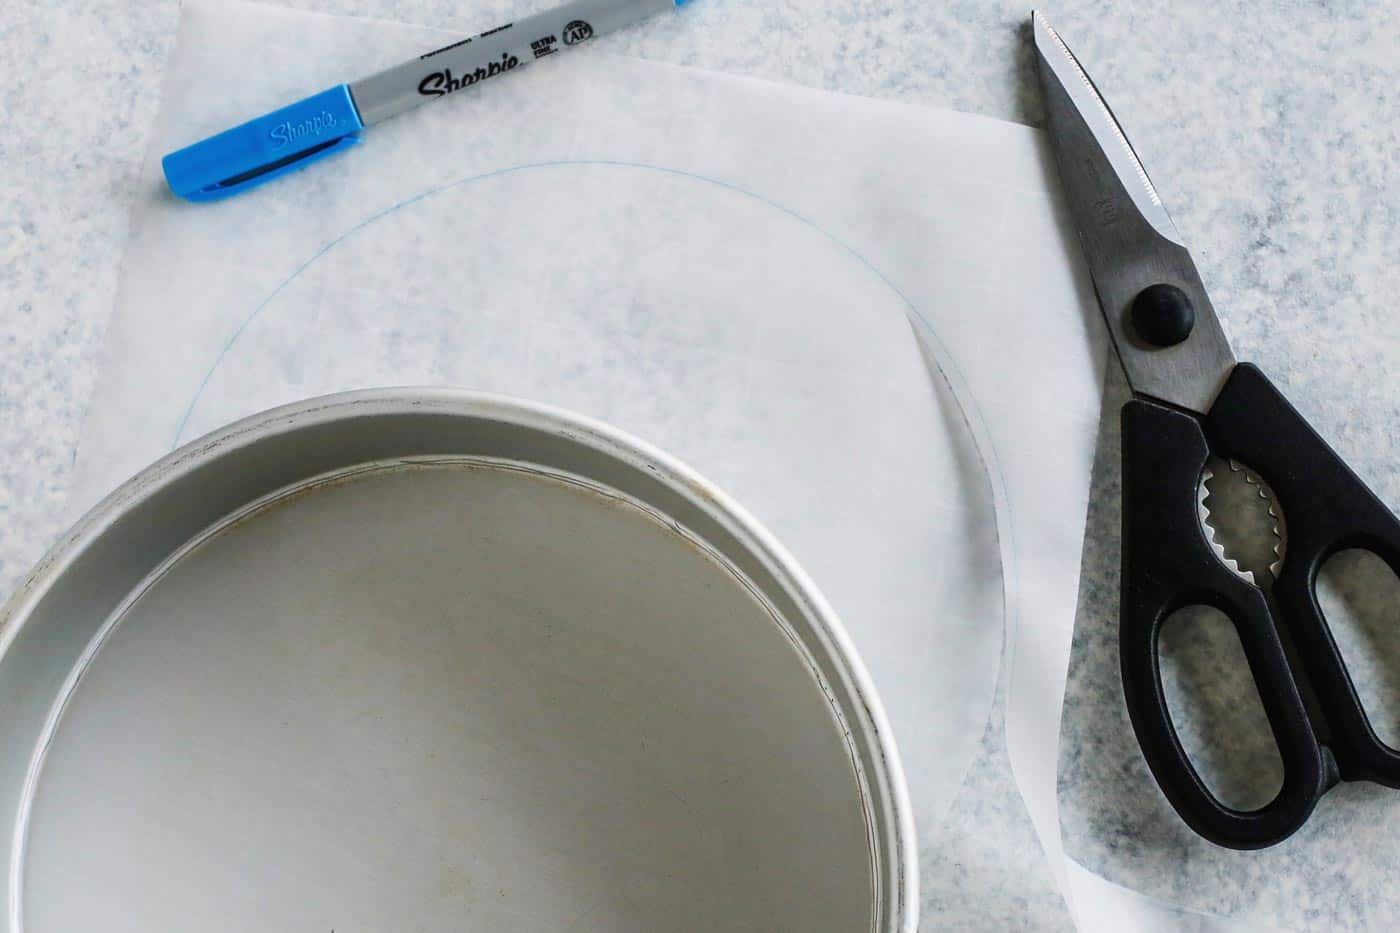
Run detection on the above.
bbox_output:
[163,0,693,201]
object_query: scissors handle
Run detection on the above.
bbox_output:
[1120,363,1400,848]
[1120,393,1333,848]
[1204,364,1400,784]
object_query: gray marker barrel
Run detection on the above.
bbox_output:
[351,0,683,126]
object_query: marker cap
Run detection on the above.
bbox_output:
[161,85,364,202]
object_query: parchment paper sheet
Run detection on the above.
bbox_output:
[70,1,1146,926]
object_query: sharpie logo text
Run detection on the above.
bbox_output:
[418,55,520,98]
[268,110,341,149]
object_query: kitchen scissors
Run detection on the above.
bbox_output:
[1033,12,1400,849]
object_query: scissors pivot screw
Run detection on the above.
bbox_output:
[1132,283,1196,347]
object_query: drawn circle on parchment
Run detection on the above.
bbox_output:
[173,159,1010,854]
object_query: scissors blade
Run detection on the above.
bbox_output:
[1033,12,1236,414]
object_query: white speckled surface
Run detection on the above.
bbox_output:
[3,0,1399,929]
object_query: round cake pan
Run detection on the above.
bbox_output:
[0,390,915,932]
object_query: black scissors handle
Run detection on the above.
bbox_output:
[1120,363,1400,849]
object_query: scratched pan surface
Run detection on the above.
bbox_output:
[0,391,914,933]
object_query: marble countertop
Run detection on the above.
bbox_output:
[4,0,1398,928]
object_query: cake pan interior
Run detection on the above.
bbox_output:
[0,397,890,932]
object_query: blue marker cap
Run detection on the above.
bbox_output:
[162,85,364,202]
